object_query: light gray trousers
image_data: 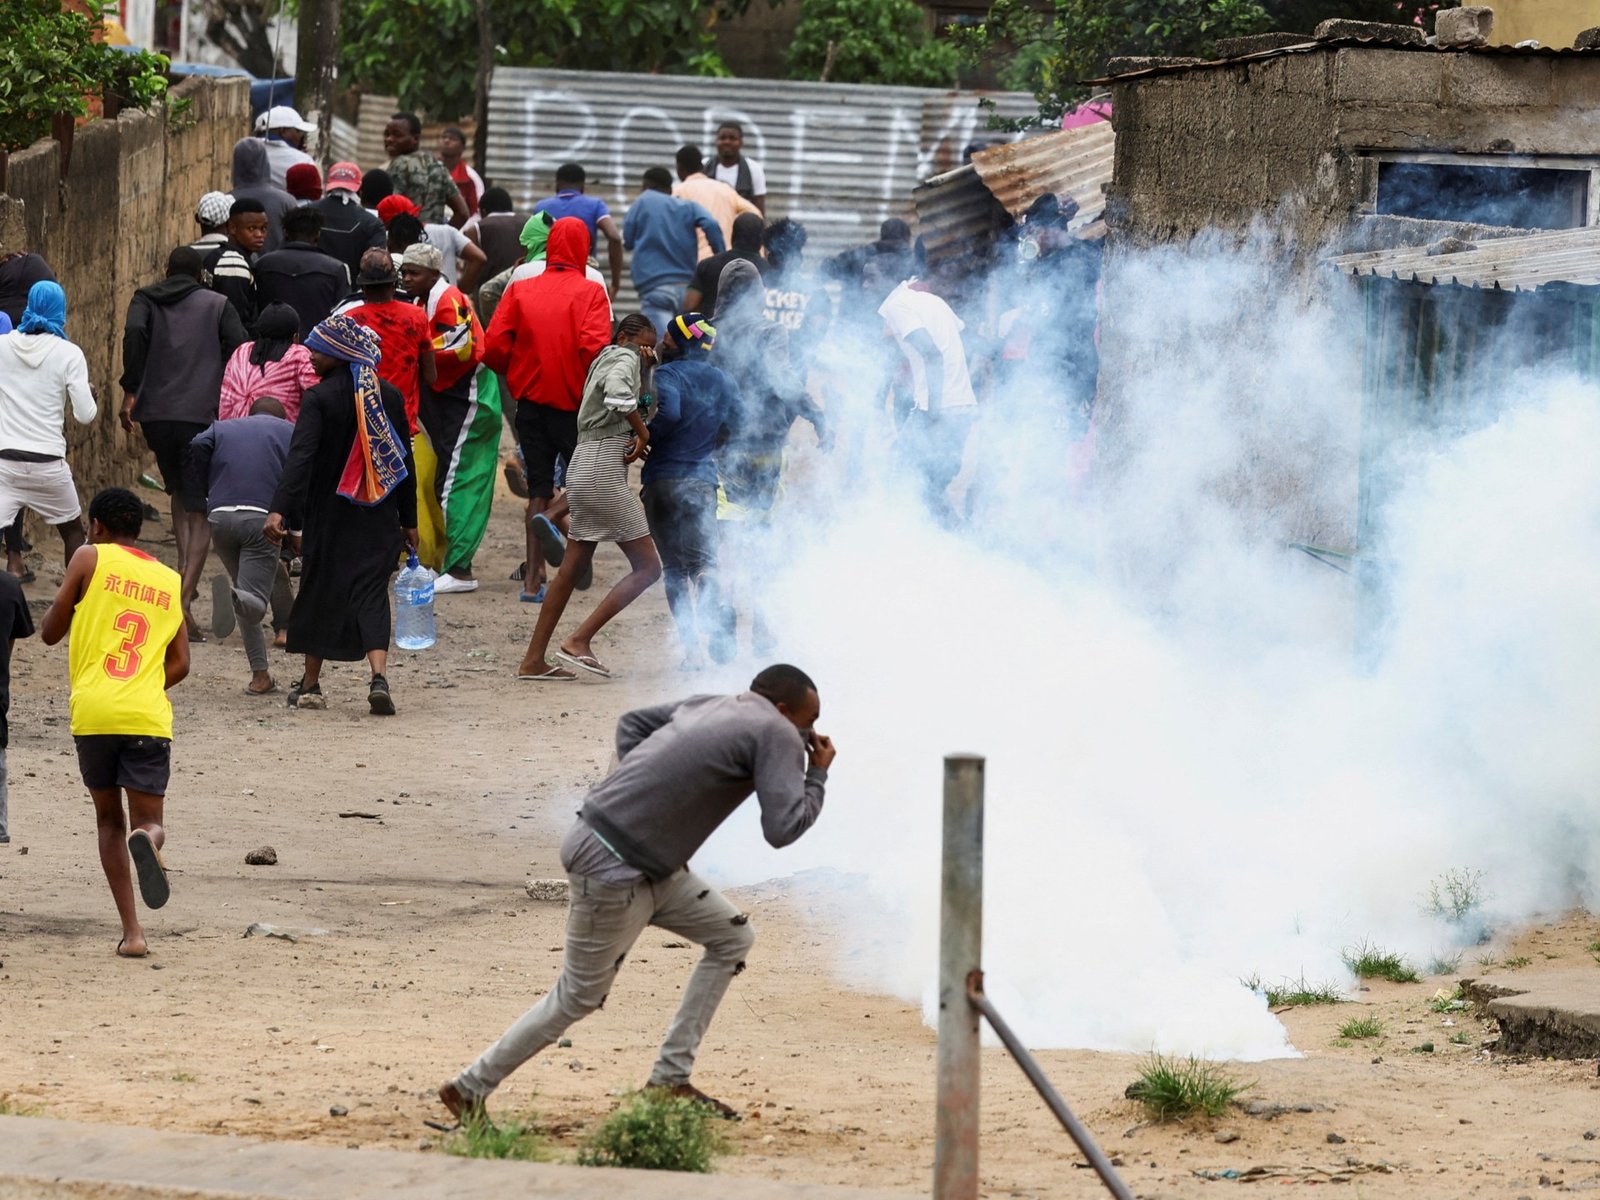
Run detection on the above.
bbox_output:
[455,868,754,1098]
[209,510,292,673]
[0,749,8,841]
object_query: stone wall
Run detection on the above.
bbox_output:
[0,76,250,513]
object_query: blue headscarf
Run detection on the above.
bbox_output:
[18,281,66,337]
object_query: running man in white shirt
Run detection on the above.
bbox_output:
[0,281,96,573]
[866,258,978,523]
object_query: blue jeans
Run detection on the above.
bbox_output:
[638,284,687,336]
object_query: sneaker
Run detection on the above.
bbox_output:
[288,679,325,710]
[530,514,566,568]
[434,572,479,594]
[368,673,396,716]
[650,1082,740,1121]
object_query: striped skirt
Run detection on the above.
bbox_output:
[565,435,651,544]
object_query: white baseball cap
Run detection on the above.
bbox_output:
[264,105,315,133]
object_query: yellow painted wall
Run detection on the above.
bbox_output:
[1489,0,1599,47]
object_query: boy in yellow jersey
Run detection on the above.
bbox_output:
[41,487,188,958]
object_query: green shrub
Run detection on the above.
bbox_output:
[443,1115,544,1161]
[1338,1016,1383,1039]
[577,1090,725,1173]
[1125,1054,1247,1122]
[1343,941,1420,983]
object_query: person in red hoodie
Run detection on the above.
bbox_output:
[482,217,611,602]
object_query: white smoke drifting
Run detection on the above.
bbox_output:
[690,234,1600,1060]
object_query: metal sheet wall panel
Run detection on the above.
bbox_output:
[485,68,1037,273]
[969,121,1115,234]
[1330,225,1600,291]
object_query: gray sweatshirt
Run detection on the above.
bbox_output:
[575,692,828,882]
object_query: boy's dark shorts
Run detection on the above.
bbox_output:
[74,734,172,795]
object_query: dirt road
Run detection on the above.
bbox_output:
[3,479,1599,1198]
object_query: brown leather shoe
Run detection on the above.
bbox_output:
[652,1081,740,1121]
[438,1080,489,1126]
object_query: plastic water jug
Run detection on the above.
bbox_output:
[393,550,437,650]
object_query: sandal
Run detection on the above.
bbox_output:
[517,666,575,682]
[554,651,611,679]
[246,679,279,696]
[116,938,148,959]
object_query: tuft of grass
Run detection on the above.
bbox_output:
[1449,1031,1471,1045]
[1243,973,1344,1008]
[171,1071,196,1083]
[577,1090,725,1173]
[1503,955,1532,969]
[1423,868,1487,923]
[1586,940,1600,966]
[1343,941,1421,983]
[0,1096,42,1116]
[1426,952,1463,976]
[1125,1054,1249,1122]
[1429,986,1468,1013]
[1476,952,1499,969]
[443,1115,546,1162]
[1338,1016,1384,1040]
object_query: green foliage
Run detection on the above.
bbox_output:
[0,1095,42,1116]
[339,0,743,122]
[1426,951,1463,976]
[1343,942,1421,983]
[1428,986,1468,1013]
[577,1090,725,1173]
[1423,868,1486,923]
[1338,1016,1383,1039]
[788,0,960,88]
[0,0,169,153]
[1242,972,1344,1008]
[1503,955,1531,969]
[1125,1054,1248,1121]
[954,0,1269,126]
[442,1114,546,1161]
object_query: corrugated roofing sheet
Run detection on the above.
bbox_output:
[485,67,1038,276]
[1095,35,1600,84]
[913,119,1114,267]
[969,121,1114,234]
[1329,226,1600,291]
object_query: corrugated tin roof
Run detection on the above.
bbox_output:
[969,121,1114,235]
[1329,226,1600,291]
[913,119,1114,266]
[1095,35,1600,84]
[484,67,1039,296]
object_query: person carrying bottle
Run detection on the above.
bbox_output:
[264,315,417,716]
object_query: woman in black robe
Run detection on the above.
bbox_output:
[265,315,417,715]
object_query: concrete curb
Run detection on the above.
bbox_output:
[0,1116,917,1200]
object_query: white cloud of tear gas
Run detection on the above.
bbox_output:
[689,235,1600,1062]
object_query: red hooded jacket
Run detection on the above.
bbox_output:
[481,217,611,412]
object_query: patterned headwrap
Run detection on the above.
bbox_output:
[19,281,67,337]
[671,312,716,351]
[303,315,409,507]
[518,211,553,262]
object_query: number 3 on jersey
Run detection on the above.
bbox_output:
[104,609,150,680]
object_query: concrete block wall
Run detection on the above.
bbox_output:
[0,76,250,517]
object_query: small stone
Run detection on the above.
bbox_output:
[17,846,25,855]
[568,1060,584,1071]
[1586,1129,1598,1140]
[1214,1130,1240,1144]
[1435,5,1494,46]
[1578,27,1600,50]
[1327,1132,1346,1144]
[330,1105,348,1117]
[245,847,278,866]
[525,878,569,902]
[1313,17,1425,44]
[557,1038,572,1048]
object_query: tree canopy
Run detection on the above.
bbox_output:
[787,0,961,88]
[339,0,745,122]
[0,0,170,154]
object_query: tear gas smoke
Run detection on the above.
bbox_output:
[681,232,1600,1061]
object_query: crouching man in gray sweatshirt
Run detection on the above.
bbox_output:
[440,663,836,1123]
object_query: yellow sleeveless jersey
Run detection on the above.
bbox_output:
[68,543,184,738]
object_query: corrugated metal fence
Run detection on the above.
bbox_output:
[484,68,1038,269]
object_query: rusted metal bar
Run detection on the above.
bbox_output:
[966,974,1137,1200]
[934,753,985,1200]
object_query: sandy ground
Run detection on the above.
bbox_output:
[4,473,1600,1199]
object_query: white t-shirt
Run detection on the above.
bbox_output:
[713,157,767,199]
[878,283,977,411]
[424,223,469,285]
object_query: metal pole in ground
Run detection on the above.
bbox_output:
[934,753,985,1200]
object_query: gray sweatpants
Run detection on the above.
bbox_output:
[209,510,292,673]
[454,868,754,1099]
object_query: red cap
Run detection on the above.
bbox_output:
[326,161,363,191]
[376,194,421,225]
